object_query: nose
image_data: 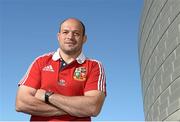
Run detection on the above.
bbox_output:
[67,32,74,39]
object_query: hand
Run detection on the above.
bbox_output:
[35,89,46,101]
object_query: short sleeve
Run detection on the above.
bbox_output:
[84,61,106,95]
[18,58,41,89]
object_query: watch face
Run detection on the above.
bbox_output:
[46,92,51,96]
[46,91,54,96]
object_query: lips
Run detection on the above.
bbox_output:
[65,42,75,44]
[64,41,76,45]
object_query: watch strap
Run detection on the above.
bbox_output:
[45,91,54,103]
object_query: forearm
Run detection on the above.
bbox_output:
[16,94,66,116]
[49,94,101,117]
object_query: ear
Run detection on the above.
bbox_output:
[57,33,60,41]
[83,35,87,44]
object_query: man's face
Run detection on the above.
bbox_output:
[58,19,86,55]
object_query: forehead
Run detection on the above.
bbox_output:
[61,20,83,31]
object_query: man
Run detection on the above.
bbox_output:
[16,18,106,121]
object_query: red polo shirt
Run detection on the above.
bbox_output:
[18,48,106,121]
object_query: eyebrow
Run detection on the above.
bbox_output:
[61,29,81,32]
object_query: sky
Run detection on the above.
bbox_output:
[0,0,144,121]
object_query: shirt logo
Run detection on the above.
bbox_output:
[42,65,54,72]
[73,67,87,81]
[58,79,66,86]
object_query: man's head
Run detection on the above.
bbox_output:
[57,18,87,56]
[59,18,86,36]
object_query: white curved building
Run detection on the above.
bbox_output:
[139,0,180,120]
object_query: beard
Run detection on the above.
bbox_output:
[60,43,83,56]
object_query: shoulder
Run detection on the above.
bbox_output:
[86,58,103,64]
[33,51,55,65]
[85,58,104,68]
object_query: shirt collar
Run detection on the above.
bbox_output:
[52,48,86,64]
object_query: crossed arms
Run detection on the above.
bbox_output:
[15,85,105,117]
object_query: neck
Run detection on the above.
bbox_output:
[59,49,81,64]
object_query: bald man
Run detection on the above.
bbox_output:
[16,18,106,121]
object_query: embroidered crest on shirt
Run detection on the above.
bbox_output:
[73,67,87,81]
[42,65,54,72]
[58,79,66,86]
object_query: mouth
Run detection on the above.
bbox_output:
[65,42,75,44]
[64,42,76,48]
[64,41,76,45]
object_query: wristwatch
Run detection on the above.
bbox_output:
[45,91,54,104]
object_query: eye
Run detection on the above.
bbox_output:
[62,31,68,34]
[74,32,80,36]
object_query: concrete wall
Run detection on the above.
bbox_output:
[139,0,180,120]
